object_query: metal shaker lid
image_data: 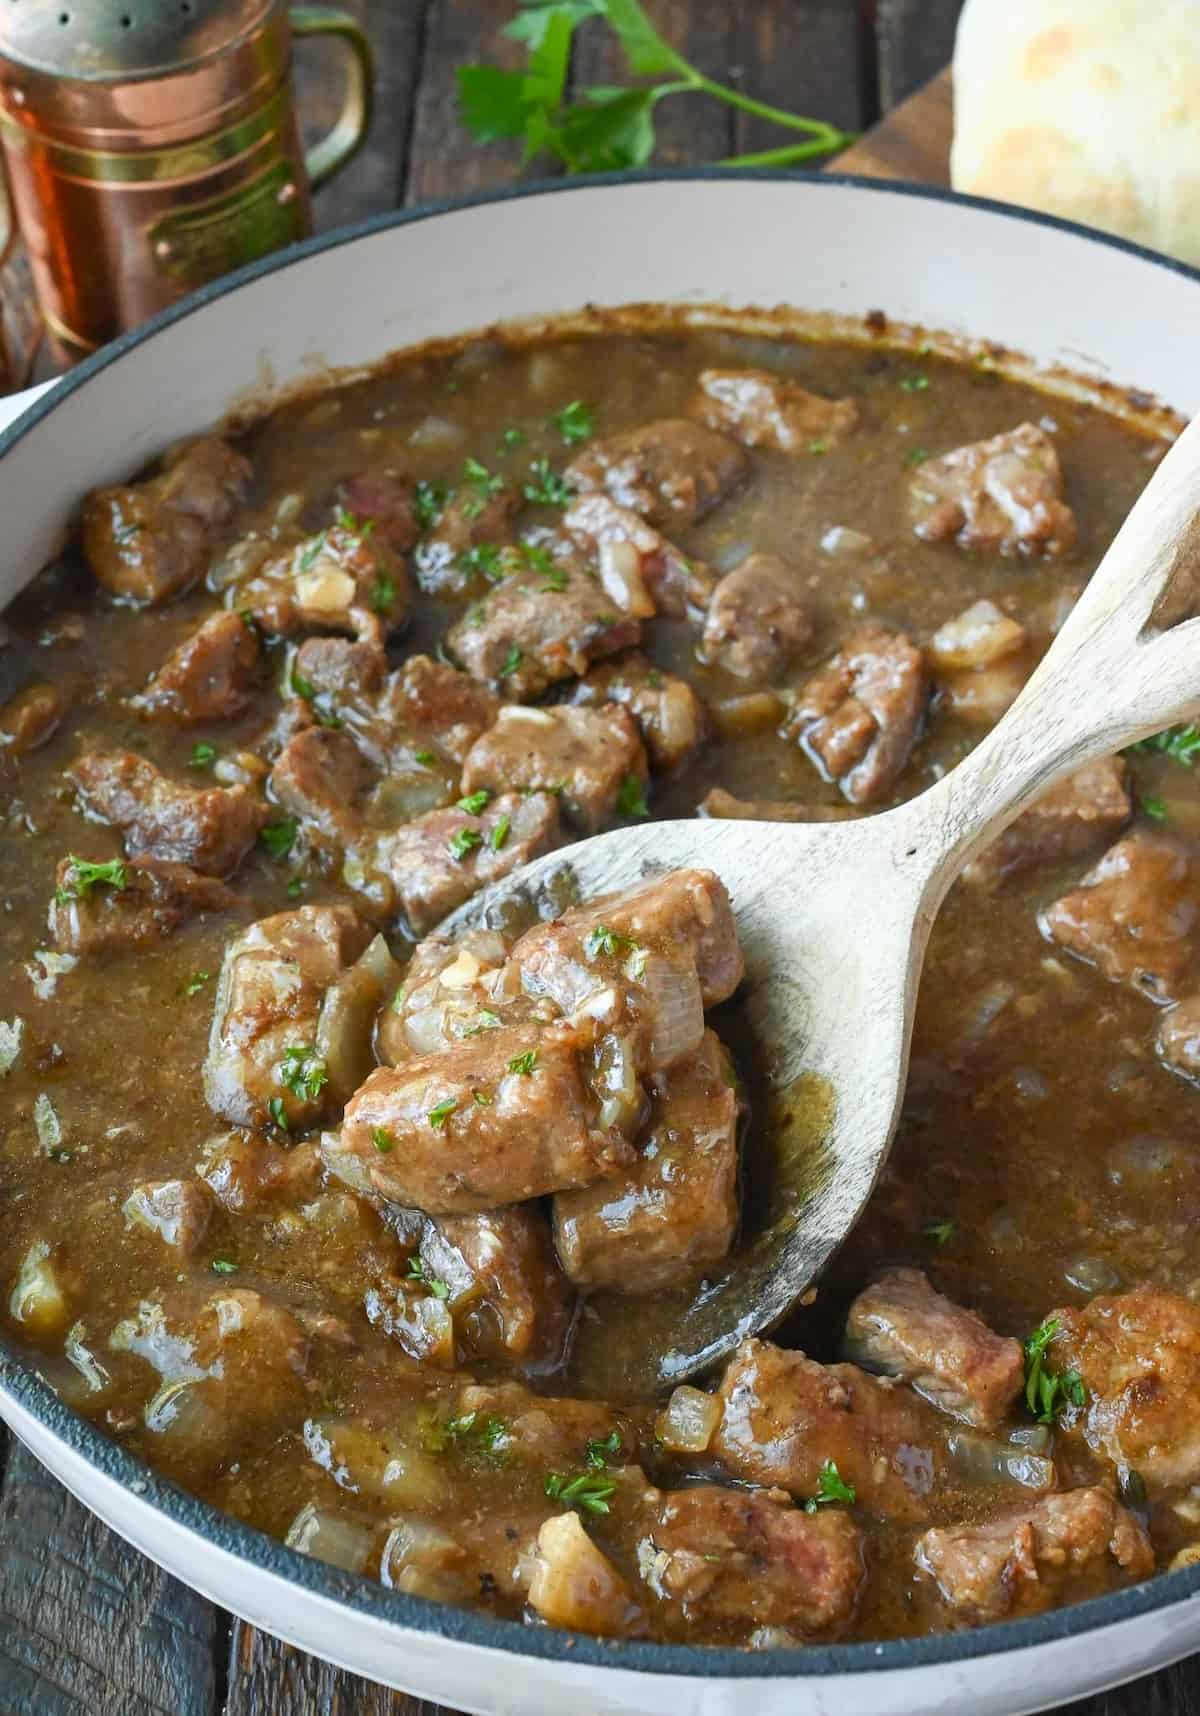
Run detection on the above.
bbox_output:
[0,0,275,81]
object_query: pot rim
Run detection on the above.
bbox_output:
[4,166,1200,1681]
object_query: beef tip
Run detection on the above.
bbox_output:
[293,633,387,700]
[122,1178,212,1256]
[712,1337,946,1521]
[82,437,251,606]
[461,704,648,834]
[564,494,716,621]
[198,1133,324,1213]
[690,368,858,453]
[340,469,419,553]
[203,904,376,1131]
[699,787,859,822]
[384,655,500,764]
[928,596,1035,727]
[1049,1283,1200,1490]
[0,682,67,756]
[68,750,267,877]
[781,624,929,805]
[1038,831,1199,1002]
[569,655,707,775]
[528,1511,646,1638]
[378,926,547,1065]
[414,481,519,596]
[49,857,236,956]
[110,1288,308,1476]
[916,1488,1153,1622]
[373,791,560,937]
[227,515,411,637]
[322,1021,634,1215]
[134,610,260,724]
[910,423,1077,557]
[268,726,370,854]
[563,418,747,529]
[446,561,641,702]
[422,1204,575,1372]
[553,1029,740,1291]
[844,1267,1023,1429]
[1158,991,1200,1081]
[700,553,814,682]
[964,758,1131,888]
[513,869,744,1020]
[635,1483,864,1639]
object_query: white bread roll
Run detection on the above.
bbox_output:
[951,0,1200,265]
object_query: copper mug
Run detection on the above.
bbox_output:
[0,0,373,356]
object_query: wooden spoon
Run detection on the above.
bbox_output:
[442,413,1200,1395]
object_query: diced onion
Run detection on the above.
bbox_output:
[820,525,873,557]
[947,1429,1055,1490]
[655,1385,722,1453]
[295,566,356,614]
[9,1240,67,1335]
[0,1017,21,1076]
[597,539,655,618]
[941,658,1028,725]
[638,954,705,1069]
[207,535,272,591]
[710,692,785,740]
[381,1515,472,1603]
[285,1501,373,1573]
[593,1032,643,1134]
[34,1091,62,1154]
[409,415,465,450]
[64,1320,110,1393]
[1063,1254,1122,1294]
[931,600,1026,670]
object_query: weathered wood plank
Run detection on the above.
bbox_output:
[874,0,962,112]
[0,1440,220,1716]
[404,0,535,205]
[225,1621,449,1716]
[833,65,952,184]
[1060,1663,1200,1716]
[732,0,867,157]
[571,0,732,166]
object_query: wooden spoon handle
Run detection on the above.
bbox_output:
[912,411,1200,885]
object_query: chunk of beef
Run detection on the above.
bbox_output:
[122,1178,212,1256]
[461,704,648,834]
[635,1483,864,1638]
[916,1488,1153,1622]
[323,1021,634,1215]
[134,610,260,724]
[844,1267,1023,1429]
[68,750,267,877]
[203,905,376,1130]
[227,516,411,637]
[564,495,716,621]
[1038,831,1199,1002]
[49,857,236,956]
[553,1030,740,1291]
[699,788,859,823]
[384,655,500,764]
[268,727,370,854]
[0,682,66,755]
[447,562,641,702]
[373,791,560,937]
[378,926,547,1065]
[712,1337,945,1521]
[198,1133,324,1213]
[82,438,252,606]
[422,1204,575,1372]
[415,483,519,595]
[563,419,747,530]
[964,759,1131,888]
[781,624,929,805]
[569,654,707,775]
[701,553,814,682]
[690,368,858,453]
[1050,1283,1200,1490]
[910,423,1077,557]
[1158,991,1200,1082]
[529,1511,646,1638]
[340,470,419,553]
[293,633,387,700]
[110,1288,308,1476]
[513,869,743,1021]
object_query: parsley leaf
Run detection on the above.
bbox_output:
[457,789,491,816]
[278,1044,328,1103]
[183,970,211,997]
[56,856,129,902]
[498,644,523,679]
[414,748,437,767]
[372,1126,394,1154]
[1142,795,1168,822]
[585,1428,622,1469]
[464,456,504,499]
[899,374,930,393]
[463,1009,502,1036]
[490,814,511,852]
[459,543,506,583]
[617,773,649,818]
[544,1469,616,1515]
[1023,1315,1087,1425]
[449,827,484,861]
[406,1254,451,1299]
[440,1410,509,1460]
[267,1095,289,1132]
[506,1049,538,1076]
[428,1097,458,1130]
[261,817,299,860]
[905,446,930,468]
[188,741,216,769]
[584,924,637,960]
[923,1220,955,1246]
[553,400,594,444]
[523,458,573,506]
[1129,724,1200,766]
[371,574,397,613]
[804,1459,856,1512]
[414,480,447,531]
[210,1258,238,1275]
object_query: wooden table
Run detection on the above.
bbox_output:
[0,5,1195,1714]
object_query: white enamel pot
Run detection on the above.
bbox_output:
[1,174,1199,1716]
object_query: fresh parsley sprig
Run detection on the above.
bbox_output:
[1023,1315,1087,1425]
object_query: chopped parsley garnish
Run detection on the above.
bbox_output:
[372,1126,395,1154]
[55,856,129,904]
[333,506,374,541]
[391,984,407,1013]
[414,480,447,531]
[905,446,930,467]
[506,1049,538,1076]
[523,458,573,507]
[459,543,505,583]
[617,773,649,818]
[448,827,484,861]
[808,438,830,455]
[923,1220,955,1246]
[183,970,211,997]
[497,644,522,679]
[543,1470,616,1516]
[585,1429,622,1470]
[438,1410,508,1459]
[472,1089,492,1106]
[518,540,556,575]
[584,925,637,961]
[1129,724,1200,766]
[297,531,328,572]
[1142,796,1168,822]
[457,789,491,816]
[539,563,569,592]
[463,1009,502,1036]
[414,749,437,767]
[463,456,504,501]
[371,574,397,613]
[210,1258,238,1275]
[501,426,526,448]
[899,374,930,393]
[428,1097,458,1130]
[113,520,143,546]
[261,818,299,860]
[553,400,594,445]
[1023,1315,1087,1425]
[267,1095,289,1132]
[286,877,305,898]
[290,666,316,701]
[406,1254,450,1299]
[279,1044,328,1103]
[804,1459,856,1512]
[489,814,511,852]
[188,741,216,769]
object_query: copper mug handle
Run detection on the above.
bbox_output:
[289,5,375,189]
